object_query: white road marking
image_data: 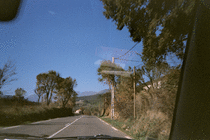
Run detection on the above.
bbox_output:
[112,126,118,131]
[125,136,132,139]
[98,117,133,139]
[65,123,70,126]
[3,125,20,130]
[98,118,118,131]
[104,122,109,125]
[31,119,51,124]
[98,118,109,125]
[48,116,83,138]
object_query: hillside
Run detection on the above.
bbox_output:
[76,94,100,102]
[73,89,110,112]
[26,89,110,103]
[76,89,110,102]
[77,91,97,97]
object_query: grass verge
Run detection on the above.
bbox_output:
[100,110,171,140]
[99,116,145,140]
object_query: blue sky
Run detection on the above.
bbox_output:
[0,0,181,97]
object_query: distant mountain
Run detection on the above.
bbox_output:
[77,91,97,97]
[76,89,110,97]
[76,94,100,102]
[76,89,110,102]
[27,89,110,102]
[97,89,110,94]
[27,94,38,102]
[27,94,57,102]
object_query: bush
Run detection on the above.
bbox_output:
[83,109,91,115]
[130,110,169,139]
[115,99,134,119]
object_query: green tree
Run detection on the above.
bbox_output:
[151,65,181,119]
[97,60,124,89]
[139,61,170,90]
[36,70,60,106]
[100,0,197,65]
[0,60,17,93]
[55,76,77,108]
[15,88,26,98]
[115,66,133,100]
[68,91,78,107]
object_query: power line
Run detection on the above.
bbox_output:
[116,42,139,59]
[135,52,142,57]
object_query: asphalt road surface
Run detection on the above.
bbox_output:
[0,115,132,139]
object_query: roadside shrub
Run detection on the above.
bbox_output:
[83,109,91,115]
[0,106,73,126]
[115,99,134,119]
[131,110,169,139]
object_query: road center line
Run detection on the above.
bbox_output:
[48,116,83,138]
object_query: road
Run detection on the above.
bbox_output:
[0,115,132,139]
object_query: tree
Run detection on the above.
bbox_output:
[36,70,60,106]
[67,91,78,108]
[139,61,170,90]
[55,76,77,108]
[149,64,181,119]
[34,87,43,103]
[115,66,133,100]
[100,0,197,65]
[15,88,26,98]
[0,60,17,92]
[97,60,124,89]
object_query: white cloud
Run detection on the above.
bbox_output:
[48,11,55,15]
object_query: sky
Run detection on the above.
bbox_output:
[0,0,181,97]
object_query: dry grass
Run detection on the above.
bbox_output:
[131,110,171,139]
[101,87,175,139]
[99,67,179,139]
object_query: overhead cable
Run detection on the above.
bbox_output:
[116,42,139,59]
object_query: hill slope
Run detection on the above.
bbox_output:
[27,89,110,102]
[76,89,110,102]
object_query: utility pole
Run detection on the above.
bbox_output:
[133,66,136,119]
[111,57,115,120]
[101,57,132,120]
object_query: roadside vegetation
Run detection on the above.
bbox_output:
[73,94,105,116]
[72,60,180,139]
[0,60,77,126]
[94,0,195,139]
[0,97,73,126]
[97,64,180,139]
